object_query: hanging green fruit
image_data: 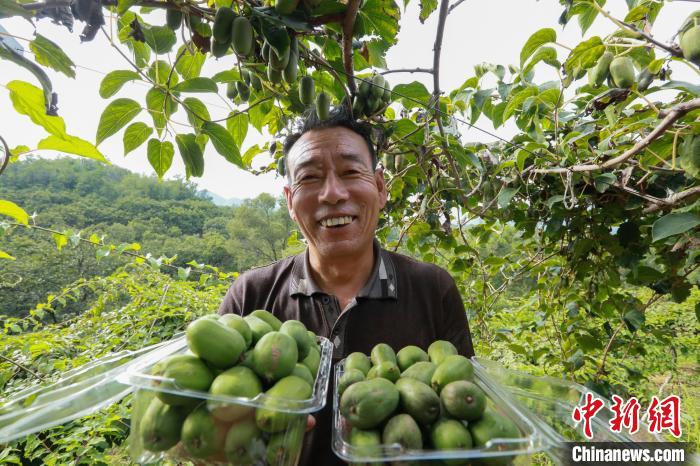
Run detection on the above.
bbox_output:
[609,56,636,88]
[299,76,315,105]
[236,81,250,102]
[680,26,700,65]
[275,0,300,15]
[226,82,238,100]
[166,10,183,30]
[316,92,330,120]
[232,17,253,56]
[268,65,282,84]
[213,7,235,43]
[211,39,230,58]
[587,51,613,87]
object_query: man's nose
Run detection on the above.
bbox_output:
[318,172,349,204]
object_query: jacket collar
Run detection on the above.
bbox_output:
[289,239,397,300]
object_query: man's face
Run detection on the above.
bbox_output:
[284,126,387,260]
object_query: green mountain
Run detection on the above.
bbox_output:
[0,158,297,318]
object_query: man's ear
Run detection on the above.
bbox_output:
[375,166,388,209]
[284,185,297,221]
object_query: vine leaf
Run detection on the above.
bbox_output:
[183,97,210,133]
[0,199,29,225]
[143,25,176,55]
[7,80,65,135]
[202,122,243,168]
[175,133,204,178]
[651,212,700,242]
[227,113,248,149]
[99,70,140,98]
[520,28,556,67]
[0,249,15,260]
[38,134,108,162]
[29,34,76,78]
[147,138,174,179]
[96,98,141,145]
[123,122,152,156]
[175,45,206,80]
[172,78,218,93]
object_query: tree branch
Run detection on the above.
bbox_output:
[447,0,466,14]
[591,2,683,58]
[381,68,433,76]
[643,186,700,214]
[531,98,700,174]
[342,0,361,94]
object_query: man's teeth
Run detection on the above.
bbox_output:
[320,216,353,227]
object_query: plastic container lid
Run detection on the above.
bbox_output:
[117,336,334,414]
[472,358,666,449]
[331,357,557,463]
[0,335,188,444]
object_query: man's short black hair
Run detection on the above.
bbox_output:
[281,105,378,181]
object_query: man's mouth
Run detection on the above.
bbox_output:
[319,216,356,228]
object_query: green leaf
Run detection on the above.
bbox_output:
[651,212,700,242]
[147,60,176,86]
[418,0,437,23]
[0,200,29,225]
[212,69,241,83]
[393,81,430,109]
[365,39,389,68]
[201,122,243,167]
[660,80,700,96]
[0,249,15,260]
[29,34,76,78]
[623,309,644,333]
[242,144,264,167]
[172,77,218,93]
[593,172,616,193]
[175,133,204,178]
[503,86,537,120]
[0,0,33,19]
[123,122,152,156]
[96,98,141,145]
[175,45,206,80]
[38,135,108,162]
[357,0,400,46]
[563,36,605,77]
[7,80,66,136]
[183,97,211,133]
[99,70,141,99]
[147,138,174,178]
[497,187,520,208]
[570,0,603,34]
[143,25,177,54]
[520,28,556,67]
[227,113,249,149]
[146,87,177,136]
[52,232,67,251]
[523,46,560,76]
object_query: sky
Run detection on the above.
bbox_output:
[1,0,696,200]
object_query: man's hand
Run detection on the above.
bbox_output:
[306,415,316,432]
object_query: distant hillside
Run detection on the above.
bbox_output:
[0,158,296,318]
[200,190,244,207]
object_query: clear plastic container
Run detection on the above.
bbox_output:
[471,358,666,463]
[119,336,333,466]
[0,335,187,444]
[331,357,556,465]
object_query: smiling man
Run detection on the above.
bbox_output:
[218,106,474,465]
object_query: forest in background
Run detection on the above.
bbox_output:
[0,157,299,318]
